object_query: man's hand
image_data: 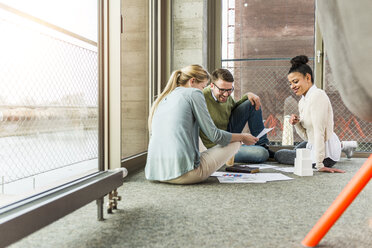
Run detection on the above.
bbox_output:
[247,92,261,110]
[289,114,300,125]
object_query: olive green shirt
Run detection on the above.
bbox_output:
[200,86,248,148]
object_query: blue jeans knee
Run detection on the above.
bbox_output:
[234,145,269,163]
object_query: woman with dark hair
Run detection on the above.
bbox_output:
[274,55,355,173]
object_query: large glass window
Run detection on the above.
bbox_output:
[222,0,315,146]
[0,0,98,207]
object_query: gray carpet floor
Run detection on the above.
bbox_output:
[9,157,372,248]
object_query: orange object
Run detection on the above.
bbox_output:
[351,116,366,138]
[337,117,354,140]
[302,155,372,247]
[336,116,366,140]
[264,114,282,136]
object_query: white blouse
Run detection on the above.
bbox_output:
[294,85,341,168]
[306,132,341,165]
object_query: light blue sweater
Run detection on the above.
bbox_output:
[145,87,232,181]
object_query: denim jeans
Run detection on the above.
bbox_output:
[274,141,337,167]
[227,100,269,163]
[274,141,307,165]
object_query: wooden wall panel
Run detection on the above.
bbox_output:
[121,0,149,158]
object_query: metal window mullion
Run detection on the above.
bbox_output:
[314,2,324,89]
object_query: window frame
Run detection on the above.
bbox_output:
[0,0,124,246]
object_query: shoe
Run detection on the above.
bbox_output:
[261,144,275,159]
[341,141,358,159]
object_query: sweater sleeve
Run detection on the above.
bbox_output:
[294,123,308,141]
[311,92,330,169]
[232,94,248,110]
[190,90,232,146]
[294,100,308,141]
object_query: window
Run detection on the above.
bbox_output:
[221,0,315,146]
[323,54,372,152]
[0,0,99,207]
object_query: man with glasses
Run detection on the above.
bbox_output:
[200,68,274,163]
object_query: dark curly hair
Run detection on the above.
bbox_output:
[288,55,313,83]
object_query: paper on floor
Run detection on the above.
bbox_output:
[217,176,266,183]
[273,167,295,173]
[212,171,294,183]
[256,173,293,182]
[238,164,278,170]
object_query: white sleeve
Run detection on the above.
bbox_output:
[294,122,308,141]
[311,92,330,169]
[294,99,308,140]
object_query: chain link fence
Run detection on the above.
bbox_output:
[223,59,372,152]
[324,58,372,152]
[0,9,98,186]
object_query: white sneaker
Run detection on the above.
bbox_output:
[341,141,358,159]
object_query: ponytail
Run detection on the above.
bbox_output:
[148,65,210,133]
[148,70,181,132]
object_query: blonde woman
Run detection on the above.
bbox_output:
[145,65,258,184]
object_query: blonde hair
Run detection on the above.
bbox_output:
[148,64,210,132]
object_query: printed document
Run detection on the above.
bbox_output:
[256,128,274,139]
[212,171,294,183]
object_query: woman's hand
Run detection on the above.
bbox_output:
[240,133,258,146]
[289,114,300,125]
[318,167,345,173]
[230,133,258,145]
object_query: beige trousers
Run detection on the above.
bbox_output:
[165,142,241,185]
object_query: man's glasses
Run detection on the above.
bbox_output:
[213,83,234,94]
